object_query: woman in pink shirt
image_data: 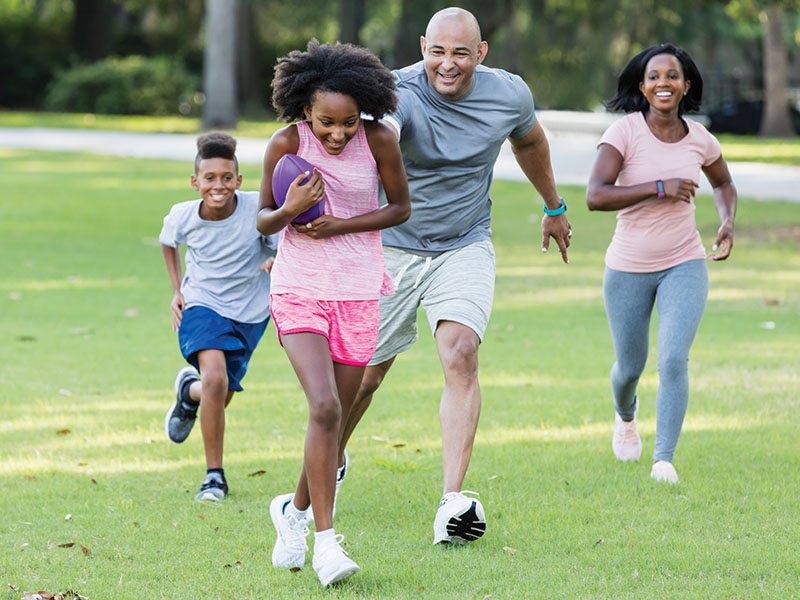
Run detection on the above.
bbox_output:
[256,41,409,586]
[587,43,737,485]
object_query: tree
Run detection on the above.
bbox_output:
[339,0,365,44]
[203,0,238,129]
[760,3,794,136]
[73,0,120,61]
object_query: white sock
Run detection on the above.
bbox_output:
[285,498,307,520]
[315,528,336,547]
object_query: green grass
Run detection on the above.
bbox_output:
[2,110,800,165]
[1,148,799,599]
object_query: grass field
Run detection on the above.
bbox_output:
[2,110,800,165]
[1,148,798,599]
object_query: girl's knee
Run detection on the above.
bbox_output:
[308,395,341,430]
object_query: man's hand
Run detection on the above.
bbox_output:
[541,213,572,264]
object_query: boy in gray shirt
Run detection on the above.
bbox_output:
[159,132,277,501]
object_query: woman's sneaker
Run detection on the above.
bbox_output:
[650,460,679,484]
[312,534,359,587]
[196,472,228,501]
[432,491,486,544]
[165,366,200,443]
[270,493,310,569]
[612,410,642,462]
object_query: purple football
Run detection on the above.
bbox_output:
[271,153,326,224]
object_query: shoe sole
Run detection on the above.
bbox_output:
[319,563,360,587]
[165,367,200,444]
[270,494,305,569]
[441,501,486,544]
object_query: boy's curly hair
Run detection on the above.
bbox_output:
[195,132,238,172]
[272,40,397,122]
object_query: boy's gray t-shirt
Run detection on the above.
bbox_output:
[381,62,537,252]
[159,191,277,324]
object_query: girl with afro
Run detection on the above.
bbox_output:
[256,40,409,587]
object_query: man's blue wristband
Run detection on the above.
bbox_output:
[543,198,566,216]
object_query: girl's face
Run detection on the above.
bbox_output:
[639,53,690,112]
[304,91,360,155]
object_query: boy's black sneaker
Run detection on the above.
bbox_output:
[196,472,228,501]
[165,366,200,443]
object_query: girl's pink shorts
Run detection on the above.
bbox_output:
[270,292,379,366]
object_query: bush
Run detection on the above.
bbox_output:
[45,55,199,116]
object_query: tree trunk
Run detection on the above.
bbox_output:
[73,0,119,62]
[391,0,431,68]
[339,0,365,45]
[237,0,262,114]
[759,4,794,137]
[203,0,238,130]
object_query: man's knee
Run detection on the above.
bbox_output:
[438,330,480,379]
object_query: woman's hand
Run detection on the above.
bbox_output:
[663,178,699,203]
[709,218,734,261]
[292,215,343,240]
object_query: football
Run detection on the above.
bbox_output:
[271,153,326,224]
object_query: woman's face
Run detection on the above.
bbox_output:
[639,53,690,112]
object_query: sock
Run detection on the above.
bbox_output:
[285,498,307,520]
[315,528,335,547]
[180,377,199,410]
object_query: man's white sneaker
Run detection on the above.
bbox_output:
[307,449,348,522]
[312,533,360,587]
[650,460,679,484]
[612,410,642,462]
[269,493,309,569]
[432,491,486,545]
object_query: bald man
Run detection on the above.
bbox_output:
[338,7,571,545]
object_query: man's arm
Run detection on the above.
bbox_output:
[509,120,572,263]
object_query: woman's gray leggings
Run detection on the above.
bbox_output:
[603,259,708,463]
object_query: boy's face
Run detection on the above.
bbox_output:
[191,158,242,212]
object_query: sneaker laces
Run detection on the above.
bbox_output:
[619,420,639,445]
[440,490,479,506]
[318,534,350,560]
[282,514,309,554]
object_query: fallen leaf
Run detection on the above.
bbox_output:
[248,470,266,477]
[223,563,231,568]
[91,479,97,485]
[38,592,54,600]
[80,545,90,555]
[234,561,243,568]
[502,546,517,554]
[289,566,301,572]
[24,475,37,480]
[57,542,75,548]
[763,298,781,306]
[64,514,72,521]
[56,429,71,435]
[8,584,19,591]
[214,527,219,533]
[595,538,604,546]
[392,442,406,448]
[416,585,424,591]
[197,515,206,520]
[76,462,87,467]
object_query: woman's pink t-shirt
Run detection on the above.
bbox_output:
[269,119,393,300]
[599,112,722,273]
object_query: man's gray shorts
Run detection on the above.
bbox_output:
[369,240,496,365]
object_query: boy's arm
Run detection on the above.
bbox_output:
[161,244,185,332]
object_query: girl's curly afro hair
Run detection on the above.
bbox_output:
[272,39,397,122]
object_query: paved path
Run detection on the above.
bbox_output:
[2,112,798,202]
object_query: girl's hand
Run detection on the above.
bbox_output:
[170,292,185,332]
[663,178,699,203]
[292,215,342,239]
[709,219,734,261]
[283,169,325,218]
[260,256,275,273]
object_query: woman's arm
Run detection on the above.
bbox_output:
[586,143,698,211]
[702,155,737,261]
[256,125,326,236]
[293,121,410,239]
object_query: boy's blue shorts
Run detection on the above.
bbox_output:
[178,306,269,392]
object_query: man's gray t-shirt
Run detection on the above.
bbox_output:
[159,191,278,324]
[381,62,536,252]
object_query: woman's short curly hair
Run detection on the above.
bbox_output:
[195,132,238,172]
[272,39,397,122]
[607,43,703,116]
